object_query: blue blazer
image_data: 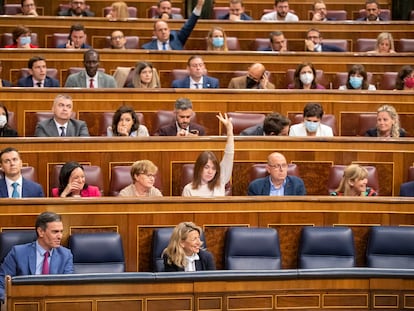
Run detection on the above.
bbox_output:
[17,75,60,87]
[321,43,345,52]
[0,241,73,299]
[57,42,91,49]
[219,12,252,20]
[171,75,219,88]
[248,175,306,196]
[400,181,414,197]
[0,178,44,198]
[142,12,200,50]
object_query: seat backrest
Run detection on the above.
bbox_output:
[0,230,37,263]
[326,164,379,194]
[100,111,145,136]
[52,33,69,48]
[171,69,188,82]
[104,36,140,49]
[3,4,22,15]
[152,110,197,135]
[397,38,414,52]
[358,8,390,21]
[20,68,59,81]
[6,111,16,130]
[379,72,398,90]
[0,166,37,181]
[366,226,414,268]
[298,226,355,269]
[356,38,376,52]
[251,38,271,51]
[333,72,373,89]
[226,112,266,135]
[291,114,338,136]
[224,227,281,270]
[180,163,232,195]
[68,232,125,273]
[249,163,299,183]
[151,227,206,272]
[213,6,229,19]
[411,10,414,21]
[326,10,347,20]
[357,113,377,136]
[408,166,414,182]
[225,37,240,51]
[286,69,325,88]
[50,164,104,196]
[2,33,38,48]
[322,39,348,52]
[109,165,162,196]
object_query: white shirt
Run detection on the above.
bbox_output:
[190,77,204,89]
[86,73,98,88]
[261,11,299,21]
[32,78,43,87]
[339,84,376,90]
[5,175,23,198]
[53,119,68,136]
[289,123,334,137]
[157,40,170,50]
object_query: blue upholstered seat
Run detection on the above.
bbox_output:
[224,227,281,270]
[68,232,125,273]
[298,226,355,269]
[366,226,414,268]
[0,230,37,263]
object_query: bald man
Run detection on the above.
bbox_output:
[248,152,306,196]
[228,63,275,89]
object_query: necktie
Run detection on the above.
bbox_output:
[194,83,199,89]
[36,81,42,87]
[89,78,94,88]
[11,182,19,198]
[42,251,49,274]
[162,42,167,50]
[60,126,66,137]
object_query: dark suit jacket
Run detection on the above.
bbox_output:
[17,75,60,87]
[0,126,18,137]
[171,75,219,88]
[321,43,345,52]
[34,118,90,137]
[400,181,414,197]
[0,241,73,299]
[64,71,117,88]
[57,42,91,49]
[219,12,252,20]
[365,128,406,137]
[356,16,385,21]
[0,178,44,198]
[248,175,307,196]
[163,249,215,271]
[57,8,94,16]
[1,79,12,87]
[158,122,205,136]
[240,124,264,136]
[142,12,200,50]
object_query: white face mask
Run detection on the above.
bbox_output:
[300,73,314,85]
[0,115,7,128]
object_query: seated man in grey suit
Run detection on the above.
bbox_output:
[65,49,117,88]
[241,112,290,136]
[0,147,44,198]
[34,94,90,137]
[158,98,205,136]
[172,55,219,89]
[248,152,306,196]
[17,56,60,87]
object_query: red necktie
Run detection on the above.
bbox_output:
[42,251,49,274]
[89,78,94,88]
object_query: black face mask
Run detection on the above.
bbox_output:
[246,76,259,89]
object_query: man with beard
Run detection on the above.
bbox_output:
[261,0,299,21]
[356,0,386,21]
[64,49,116,88]
[158,98,205,136]
[228,63,275,89]
[58,0,94,16]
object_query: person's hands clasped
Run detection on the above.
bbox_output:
[117,124,129,136]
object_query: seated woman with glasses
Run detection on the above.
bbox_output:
[119,160,162,197]
[330,164,377,196]
[163,221,215,272]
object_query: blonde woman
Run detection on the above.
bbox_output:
[365,105,405,137]
[163,222,215,271]
[106,1,129,20]
[330,164,377,196]
[367,32,396,54]
[206,26,228,51]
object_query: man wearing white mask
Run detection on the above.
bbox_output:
[305,28,345,52]
[289,103,333,137]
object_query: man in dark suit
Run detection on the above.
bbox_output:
[142,0,204,50]
[0,147,44,198]
[172,55,219,88]
[34,94,90,137]
[153,0,183,19]
[57,24,91,49]
[248,152,306,196]
[305,28,345,52]
[64,49,116,88]
[0,211,73,301]
[311,0,337,21]
[258,31,288,52]
[17,56,59,87]
[219,0,252,20]
[400,181,414,197]
[356,0,385,21]
[241,112,290,136]
[158,98,205,136]
[57,0,94,16]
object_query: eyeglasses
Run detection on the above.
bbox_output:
[268,163,288,170]
[140,173,156,179]
[111,36,124,40]
[190,63,204,68]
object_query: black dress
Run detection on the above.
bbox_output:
[0,126,18,137]
[163,249,215,272]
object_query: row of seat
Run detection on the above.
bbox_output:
[2,225,411,273]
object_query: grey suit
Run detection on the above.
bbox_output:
[65,70,117,88]
[35,118,90,137]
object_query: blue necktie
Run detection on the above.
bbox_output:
[162,42,167,50]
[11,182,19,198]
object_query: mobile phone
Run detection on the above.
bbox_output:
[190,129,199,135]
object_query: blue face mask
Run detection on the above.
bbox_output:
[349,76,363,89]
[20,36,31,45]
[212,37,224,48]
[304,120,319,133]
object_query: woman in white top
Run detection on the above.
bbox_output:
[289,102,333,137]
[338,64,376,90]
[182,113,233,197]
[107,105,149,137]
